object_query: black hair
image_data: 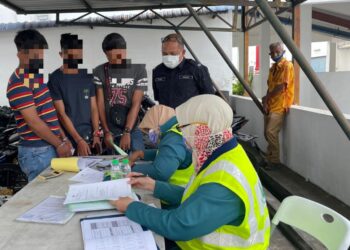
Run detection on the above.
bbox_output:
[14,29,48,51]
[60,33,82,50]
[102,33,126,52]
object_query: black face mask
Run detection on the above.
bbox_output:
[64,58,83,69]
[110,59,130,69]
[28,59,44,73]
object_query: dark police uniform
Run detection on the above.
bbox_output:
[152,58,215,109]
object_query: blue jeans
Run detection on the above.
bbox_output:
[112,128,145,154]
[18,145,57,181]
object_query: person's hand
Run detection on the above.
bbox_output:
[120,133,131,151]
[56,142,72,157]
[110,197,134,213]
[262,96,269,115]
[129,151,144,166]
[77,139,91,156]
[104,132,114,149]
[127,172,155,191]
[92,136,102,155]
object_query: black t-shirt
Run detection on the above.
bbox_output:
[93,63,148,134]
[152,58,215,109]
[48,68,95,141]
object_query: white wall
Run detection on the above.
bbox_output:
[232,95,350,206]
[0,13,233,105]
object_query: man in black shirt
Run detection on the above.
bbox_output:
[93,33,147,153]
[152,33,215,109]
[48,33,101,156]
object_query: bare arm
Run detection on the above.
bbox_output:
[119,90,143,151]
[125,89,143,130]
[90,96,100,133]
[20,106,71,157]
[53,100,91,156]
[96,87,114,149]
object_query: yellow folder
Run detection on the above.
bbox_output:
[51,157,80,172]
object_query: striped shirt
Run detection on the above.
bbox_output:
[6,68,60,147]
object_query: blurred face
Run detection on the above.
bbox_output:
[60,49,83,69]
[269,45,284,60]
[105,49,126,64]
[17,48,44,73]
[162,41,185,60]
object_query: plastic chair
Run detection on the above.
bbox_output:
[271,195,350,250]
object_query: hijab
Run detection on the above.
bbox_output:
[176,95,233,172]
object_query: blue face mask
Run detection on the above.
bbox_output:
[148,129,159,145]
[272,51,285,62]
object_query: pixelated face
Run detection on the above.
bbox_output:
[105,49,126,64]
[60,48,83,69]
[162,41,185,60]
[18,48,44,73]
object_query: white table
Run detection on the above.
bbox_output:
[0,169,164,250]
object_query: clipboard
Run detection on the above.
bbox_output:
[80,214,158,250]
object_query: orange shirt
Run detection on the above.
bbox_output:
[267,58,294,113]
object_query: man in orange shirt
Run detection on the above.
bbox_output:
[262,42,294,169]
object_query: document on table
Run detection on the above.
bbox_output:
[64,179,132,205]
[69,167,104,183]
[81,214,157,250]
[16,196,74,224]
[51,157,103,172]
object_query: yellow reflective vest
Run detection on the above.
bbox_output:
[166,124,194,187]
[176,142,270,250]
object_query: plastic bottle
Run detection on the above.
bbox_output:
[110,159,122,180]
[121,158,131,177]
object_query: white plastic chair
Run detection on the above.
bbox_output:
[271,195,350,250]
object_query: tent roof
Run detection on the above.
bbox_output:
[0,0,292,14]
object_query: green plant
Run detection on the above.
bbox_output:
[232,72,254,96]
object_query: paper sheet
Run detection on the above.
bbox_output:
[16,196,74,224]
[67,192,139,212]
[81,215,157,250]
[64,179,132,205]
[69,167,104,184]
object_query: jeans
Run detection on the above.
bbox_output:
[18,145,57,181]
[113,127,145,154]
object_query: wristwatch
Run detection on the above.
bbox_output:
[123,127,131,134]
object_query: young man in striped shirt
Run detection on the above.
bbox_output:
[7,29,72,181]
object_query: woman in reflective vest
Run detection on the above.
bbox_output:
[112,95,270,250]
[130,105,193,187]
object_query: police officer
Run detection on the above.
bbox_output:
[152,33,215,109]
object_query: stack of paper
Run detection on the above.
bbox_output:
[81,214,157,250]
[64,179,134,212]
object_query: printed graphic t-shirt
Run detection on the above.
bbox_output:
[93,63,148,134]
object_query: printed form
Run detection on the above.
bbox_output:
[64,179,132,205]
[81,215,157,250]
[16,196,74,224]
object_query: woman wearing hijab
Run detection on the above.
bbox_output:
[129,105,193,187]
[111,95,270,250]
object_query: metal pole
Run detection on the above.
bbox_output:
[256,0,350,140]
[186,4,265,114]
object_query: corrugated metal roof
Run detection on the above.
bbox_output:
[0,6,233,31]
[0,0,291,14]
